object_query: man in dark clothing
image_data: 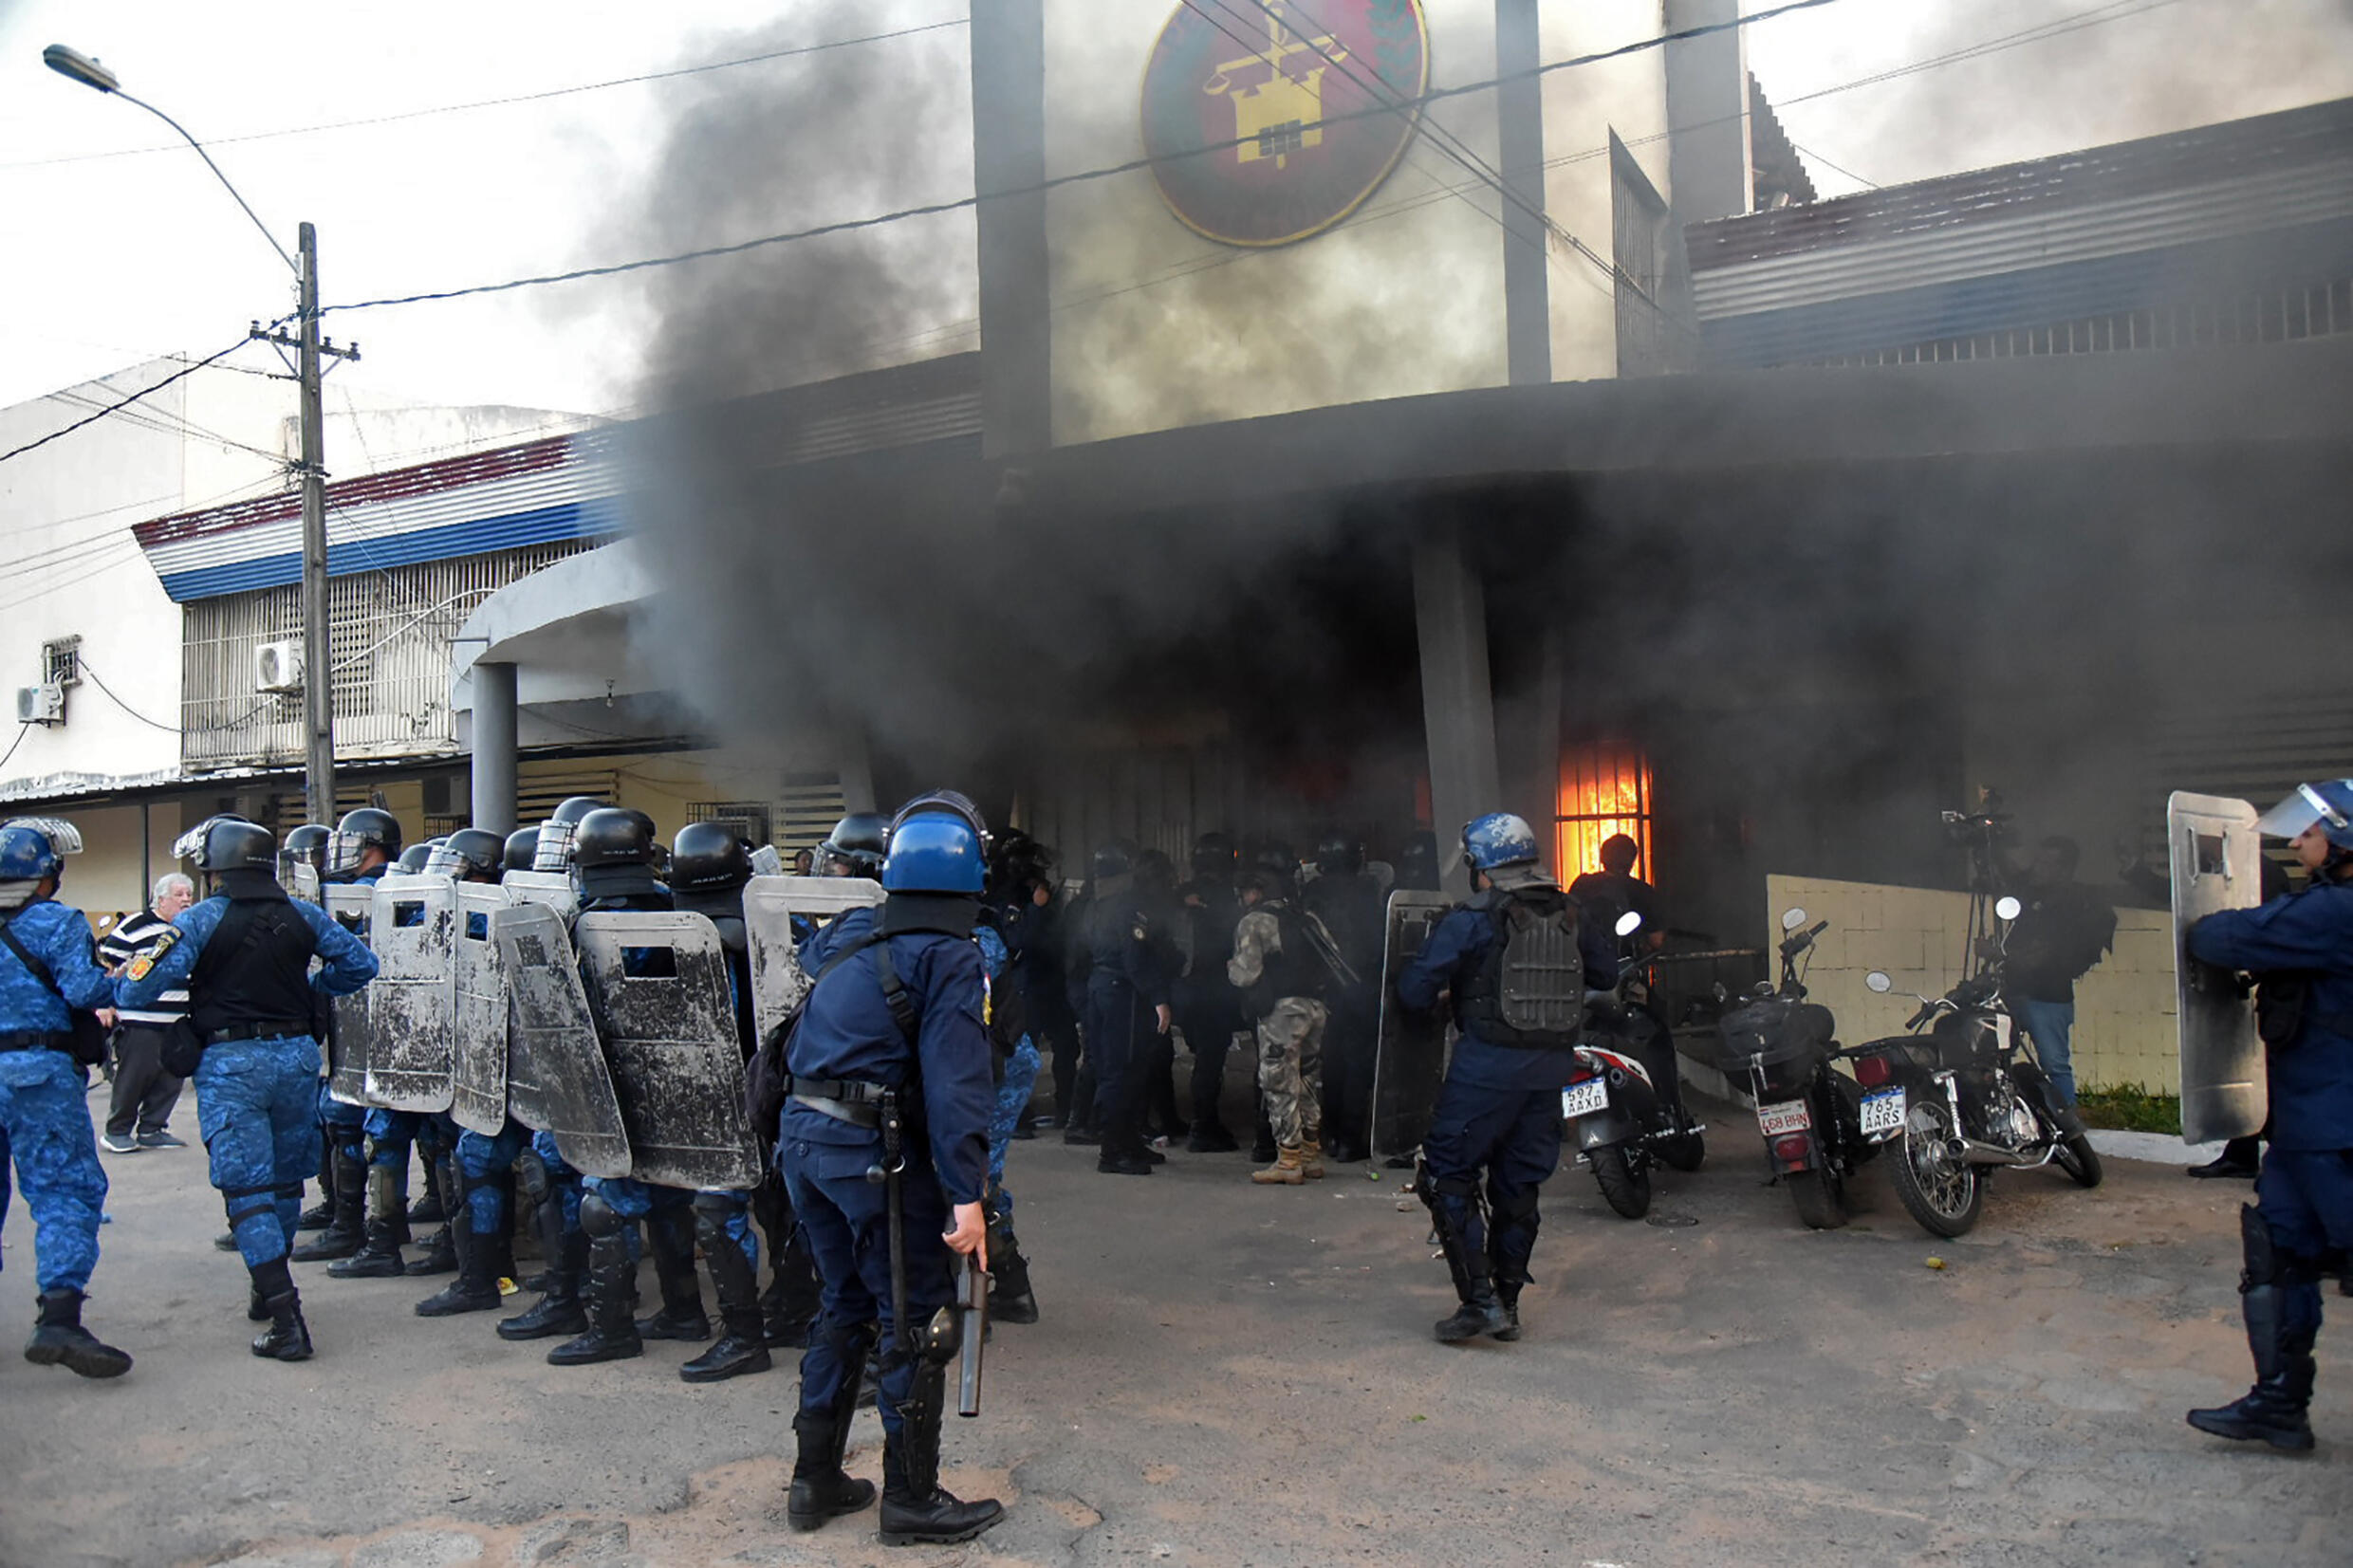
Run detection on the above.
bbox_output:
[1175,834,1245,1153]
[1073,846,1176,1176]
[1566,834,1662,952]
[96,873,197,1153]
[2003,837,2117,1107]
[1304,834,1384,1165]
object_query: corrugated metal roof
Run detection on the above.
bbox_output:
[1690,96,2353,273]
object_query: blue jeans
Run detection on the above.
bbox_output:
[2013,998,2077,1107]
[198,1036,325,1266]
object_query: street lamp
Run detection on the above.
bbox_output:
[45,42,343,831]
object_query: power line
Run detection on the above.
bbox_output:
[70,653,181,733]
[321,0,1851,318]
[1,17,973,173]
[1790,140,1879,191]
[0,338,263,466]
[0,723,33,775]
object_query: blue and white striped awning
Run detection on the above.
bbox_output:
[133,432,623,601]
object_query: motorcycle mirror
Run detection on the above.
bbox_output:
[1781,907,1807,932]
[1615,910,1643,937]
[1865,970,1894,993]
[1994,895,2023,922]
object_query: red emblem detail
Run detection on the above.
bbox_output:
[1141,0,1430,249]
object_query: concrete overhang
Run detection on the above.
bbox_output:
[450,537,675,748]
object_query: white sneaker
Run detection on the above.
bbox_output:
[99,1134,141,1154]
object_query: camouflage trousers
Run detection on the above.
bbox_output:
[1255,997,1329,1150]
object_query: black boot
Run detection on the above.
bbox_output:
[417,1167,505,1317]
[985,1200,1038,1326]
[1422,1177,1510,1343]
[764,1240,822,1349]
[24,1288,133,1378]
[290,1148,365,1263]
[548,1193,642,1365]
[1491,1285,1523,1343]
[297,1131,335,1229]
[787,1320,880,1530]
[248,1259,313,1361]
[328,1161,410,1278]
[2187,1204,2318,1452]
[680,1201,771,1382]
[408,1154,447,1225]
[499,1193,586,1341]
[635,1207,712,1342]
[878,1360,1004,1546]
[405,1154,461,1275]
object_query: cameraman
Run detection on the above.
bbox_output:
[2002,837,2115,1108]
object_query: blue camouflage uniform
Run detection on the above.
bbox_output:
[0,897,119,1295]
[1399,879,1618,1316]
[976,925,1041,1217]
[2189,879,2353,1349]
[120,888,377,1264]
[783,904,993,1450]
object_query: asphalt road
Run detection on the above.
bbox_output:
[2,1082,2345,1568]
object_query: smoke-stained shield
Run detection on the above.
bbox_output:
[362,873,458,1113]
[451,881,512,1135]
[495,901,631,1178]
[1370,890,1453,1158]
[323,883,375,1106]
[743,875,888,1050]
[501,870,579,922]
[1141,0,1429,248]
[2169,791,2268,1144]
[285,862,322,904]
[577,911,764,1190]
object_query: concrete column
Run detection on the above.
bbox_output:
[470,661,518,837]
[972,0,1051,457]
[836,725,877,815]
[1413,523,1502,897]
[1495,623,1565,862]
[1496,0,1550,386]
[1663,0,1753,225]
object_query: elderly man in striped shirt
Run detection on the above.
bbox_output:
[96,872,197,1153]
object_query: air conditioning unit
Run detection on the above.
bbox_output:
[15,684,65,726]
[253,640,305,695]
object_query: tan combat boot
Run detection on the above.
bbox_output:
[1251,1146,1306,1186]
[1300,1139,1327,1180]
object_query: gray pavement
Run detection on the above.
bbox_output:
[2,1083,2346,1567]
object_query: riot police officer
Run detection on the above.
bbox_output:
[501,826,541,876]
[2185,780,2353,1452]
[815,813,890,880]
[1305,832,1384,1165]
[120,817,378,1358]
[541,808,715,1368]
[293,805,403,1265]
[1075,844,1176,1177]
[1397,813,1618,1344]
[0,818,134,1377]
[666,820,794,1382]
[781,794,1002,1545]
[1175,833,1245,1153]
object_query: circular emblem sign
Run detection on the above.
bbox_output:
[1141,0,1430,249]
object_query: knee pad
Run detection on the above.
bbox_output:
[515,1150,549,1204]
[222,1182,277,1229]
[579,1190,624,1241]
[1491,1185,1541,1225]
[692,1191,741,1249]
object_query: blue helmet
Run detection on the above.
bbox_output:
[882,812,987,895]
[0,824,65,882]
[1461,812,1540,874]
[2256,780,2353,854]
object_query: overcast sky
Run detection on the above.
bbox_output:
[1,0,2347,422]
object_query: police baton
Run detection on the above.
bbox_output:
[955,1252,989,1418]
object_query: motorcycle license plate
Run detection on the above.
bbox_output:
[1756,1099,1811,1135]
[1860,1087,1907,1137]
[1561,1078,1610,1119]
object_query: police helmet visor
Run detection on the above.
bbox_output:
[4,817,83,858]
[532,819,581,873]
[422,843,478,877]
[172,821,213,863]
[749,844,785,877]
[2255,783,2351,841]
[325,829,380,875]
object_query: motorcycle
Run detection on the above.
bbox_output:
[1716,908,1878,1229]
[1852,895,2103,1238]
[1561,911,1706,1219]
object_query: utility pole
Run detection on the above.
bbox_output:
[296,222,333,829]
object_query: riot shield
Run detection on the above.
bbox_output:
[495,901,631,1177]
[362,873,458,1113]
[577,911,764,1190]
[323,883,375,1106]
[1369,891,1454,1159]
[502,870,579,921]
[742,874,887,1049]
[2169,791,2268,1145]
[286,862,322,905]
[451,881,512,1135]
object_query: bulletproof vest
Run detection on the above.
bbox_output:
[189,886,323,1040]
[1253,901,1324,1005]
[1458,886,1584,1049]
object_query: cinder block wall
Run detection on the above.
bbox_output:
[1762,875,2178,1094]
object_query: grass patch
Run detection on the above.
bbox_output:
[2075,1083,2182,1135]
